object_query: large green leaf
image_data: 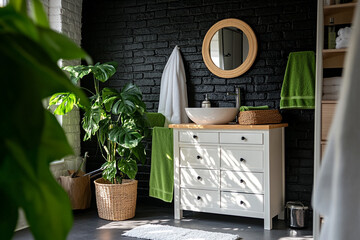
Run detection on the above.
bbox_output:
[49,92,77,115]
[29,0,49,28]
[102,87,119,112]
[89,62,118,82]
[62,65,92,85]
[0,4,91,65]
[108,124,143,149]
[82,105,103,140]
[0,5,38,40]
[0,111,74,240]
[0,34,89,108]
[131,142,146,165]
[118,158,138,179]
[0,192,18,240]
[111,83,145,115]
[101,161,117,183]
[98,118,111,146]
[0,1,91,239]
[9,0,27,14]
[38,27,91,64]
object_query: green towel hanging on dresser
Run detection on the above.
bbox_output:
[149,127,173,202]
[145,112,166,128]
[280,51,315,109]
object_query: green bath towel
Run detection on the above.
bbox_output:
[149,127,174,202]
[145,112,166,128]
[280,51,315,109]
[239,105,269,111]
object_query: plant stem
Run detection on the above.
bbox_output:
[94,77,100,96]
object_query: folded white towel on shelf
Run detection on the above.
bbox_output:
[323,85,341,94]
[323,77,342,86]
[322,93,339,100]
[336,27,352,49]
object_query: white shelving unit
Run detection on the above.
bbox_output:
[314,1,356,239]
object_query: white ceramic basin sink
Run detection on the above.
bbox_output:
[185,108,239,125]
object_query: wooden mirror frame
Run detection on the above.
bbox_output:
[202,18,258,78]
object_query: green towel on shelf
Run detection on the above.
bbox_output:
[239,105,269,111]
[149,127,174,202]
[280,51,315,109]
[145,112,166,127]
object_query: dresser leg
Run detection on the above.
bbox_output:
[264,217,273,230]
[278,210,285,220]
[174,208,183,220]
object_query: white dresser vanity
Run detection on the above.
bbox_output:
[169,123,288,230]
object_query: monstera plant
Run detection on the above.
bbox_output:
[0,0,91,239]
[49,62,149,184]
[50,63,149,220]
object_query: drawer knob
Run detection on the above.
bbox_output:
[197,196,201,200]
[197,176,202,181]
[240,200,245,205]
[240,158,245,162]
[196,155,202,159]
[193,135,198,139]
[241,136,246,140]
[240,179,245,184]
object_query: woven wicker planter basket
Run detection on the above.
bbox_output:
[94,178,138,221]
[238,109,282,125]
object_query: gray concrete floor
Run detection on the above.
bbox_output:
[13,205,313,240]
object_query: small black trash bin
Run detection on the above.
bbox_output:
[285,201,308,228]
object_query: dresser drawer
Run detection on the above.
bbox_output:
[180,147,220,169]
[181,189,219,208]
[220,132,263,145]
[179,131,218,144]
[181,168,219,189]
[221,192,264,213]
[221,147,264,172]
[221,171,264,194]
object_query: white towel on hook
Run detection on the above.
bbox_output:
[313,2,360,240]
[158,45,189,126]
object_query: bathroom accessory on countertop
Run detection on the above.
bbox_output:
[158,45,189,126]
[238,109,282,125]
[185,107,238,125]
[239,105,269,111]
[328,17,336,49]
[201,94,211,108]
[227,87,241,109]
[280,51,315,109]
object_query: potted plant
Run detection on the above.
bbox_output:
[49,62,149,220]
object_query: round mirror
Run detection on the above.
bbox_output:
[202,19,257,78]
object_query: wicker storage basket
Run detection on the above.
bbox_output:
[238,109,282,125]
[94,178,137,221]
[59,174,91,210]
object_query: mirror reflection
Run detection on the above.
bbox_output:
[209,27,249,70]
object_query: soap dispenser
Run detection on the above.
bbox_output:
[201,94,211,108]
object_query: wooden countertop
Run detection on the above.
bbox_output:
[168,123,288,130]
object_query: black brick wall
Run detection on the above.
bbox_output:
[82,0,316,208]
